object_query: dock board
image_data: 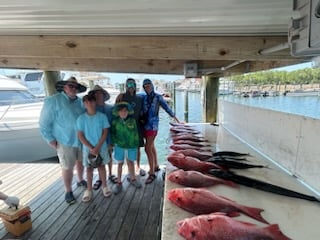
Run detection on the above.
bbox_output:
[0,163,164,240]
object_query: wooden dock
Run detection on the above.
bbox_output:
[0,163,164,240]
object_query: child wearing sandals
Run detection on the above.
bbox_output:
[111,102,142,194]
[77,94,112,202]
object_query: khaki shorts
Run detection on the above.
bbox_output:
[57,143,82,170]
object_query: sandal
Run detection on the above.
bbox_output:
[82,190,92,202]
[93,180,102,190]
[102,186,112,198]
[154,166,161,172]
[108,175,118,184]
[145,174,156,184]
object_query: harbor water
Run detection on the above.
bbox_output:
[151,91,320,166]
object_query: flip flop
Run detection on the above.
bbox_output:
[154,166,161,172]
[102,186,112,198]
[145,174,156,184]
[93,180,102,190]
[108,175,118,184]
[82,190,92,202]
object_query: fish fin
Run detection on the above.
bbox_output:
[242,206,268,224]
[218,195,238,203]
[264,224,292,240]
[227,212,241,217]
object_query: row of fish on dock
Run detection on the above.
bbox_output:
[166,122,320,240]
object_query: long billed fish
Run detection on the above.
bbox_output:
[208,155,248,161]
[213,151,250,157]
[209,169,320,203]
[206,159,266,169]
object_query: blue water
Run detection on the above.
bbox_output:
[221,95,320,119]
[147,92,320,166]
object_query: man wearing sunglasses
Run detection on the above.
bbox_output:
[39,77,88,205]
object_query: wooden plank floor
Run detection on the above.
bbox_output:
[0,163,164,240]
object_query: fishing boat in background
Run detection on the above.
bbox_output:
[284,89,320,96]
[0,76,56,162]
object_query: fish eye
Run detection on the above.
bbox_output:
[175,175,179,179]
[176,197,181,202]
[191,231,196,238]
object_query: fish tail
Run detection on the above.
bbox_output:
[242,206,268,224]
[265,224,292,240]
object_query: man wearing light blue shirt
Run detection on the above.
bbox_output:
[39,77,87,205]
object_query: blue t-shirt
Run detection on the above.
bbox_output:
[76,111,110,153]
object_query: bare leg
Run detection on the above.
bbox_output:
[145,135,156,175]
[75,159,85,182]
[108,145,113,176]
[151,143,158,170]
[86,167,93,191]
[98,165,107,188]
[127,160,136,180]
[117,162,124,184]
[136,148,141,170]
[62,168,73,192]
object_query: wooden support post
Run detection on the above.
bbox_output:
[44,71,60,96]
[184,90,189,123]
[201,74,220,123]
[173,81,176,114]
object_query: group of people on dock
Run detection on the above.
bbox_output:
[39,76,179,204]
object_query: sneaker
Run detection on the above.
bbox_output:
[112,183,123,195]
[65,191,76,205]
[130,178,142,188]
[77,180,87,188]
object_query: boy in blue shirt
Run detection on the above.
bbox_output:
[77,94,112,202]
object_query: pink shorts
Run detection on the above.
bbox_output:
[144,130,158,137]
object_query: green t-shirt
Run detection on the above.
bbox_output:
[111,117,139,148]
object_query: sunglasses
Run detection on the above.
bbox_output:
[127,82,136,88]
[67,84,78,89]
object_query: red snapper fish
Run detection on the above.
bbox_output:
[172,134,208,142]
[173,139,211,147]
[177,213,291,240]
[167,152,221,172]
[168,169,237,188]
[177,149,213,161]
[170,144,213,152]
[168,187,268,223]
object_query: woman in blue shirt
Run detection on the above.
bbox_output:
[141,79,179,184]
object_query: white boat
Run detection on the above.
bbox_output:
[284,89,320,97]
[0,77,56,162]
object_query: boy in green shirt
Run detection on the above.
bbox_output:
[111,102,142,194]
